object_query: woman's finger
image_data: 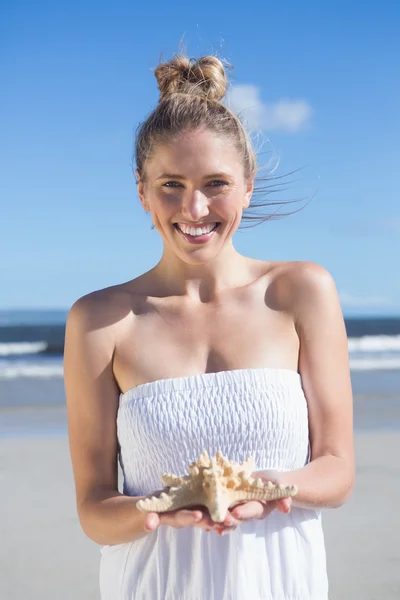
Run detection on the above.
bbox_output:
[166,509,203,528]
[195,513,218,531]
[231,500,271,521]
[276,497,292,513]
[160,508,203,529]
[144,512,161,532]
[213,524,238,536]
[145,507,221,532]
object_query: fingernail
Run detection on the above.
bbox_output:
[193,514,202,522]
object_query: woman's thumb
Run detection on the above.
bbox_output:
[144,512,160,532]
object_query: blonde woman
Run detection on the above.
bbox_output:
[64,54,354,599]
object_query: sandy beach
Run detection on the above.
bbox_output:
[1,423,399,600]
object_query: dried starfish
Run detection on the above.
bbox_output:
[136,450,297,523]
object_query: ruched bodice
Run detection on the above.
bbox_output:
[100,368,328,600]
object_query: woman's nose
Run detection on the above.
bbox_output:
[180,190,209,221]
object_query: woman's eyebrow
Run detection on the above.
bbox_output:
[156,172,232,180]
[204,172,233,179]
[156,173,185,180]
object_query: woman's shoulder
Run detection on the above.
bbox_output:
[66,278,148,334]
[261,259,334,290]
[278,260,337,297]
[69,272,153,313]
[265,259,331,279]
[261,260,338,316]
[69,282,127,316]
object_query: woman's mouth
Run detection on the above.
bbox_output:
[174,222,220,244]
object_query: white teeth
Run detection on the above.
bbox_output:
[177,223,217,236]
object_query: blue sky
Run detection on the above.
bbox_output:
[1,0,399,315]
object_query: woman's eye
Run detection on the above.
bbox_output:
[208,180,228,187]
[163,181,183,188]
[162,180,228,189]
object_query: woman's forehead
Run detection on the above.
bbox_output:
[146,130,242,176]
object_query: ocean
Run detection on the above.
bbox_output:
[0,309,399,437]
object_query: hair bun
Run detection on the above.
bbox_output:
[154,55,229,101]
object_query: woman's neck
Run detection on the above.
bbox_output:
[150,246,254,301]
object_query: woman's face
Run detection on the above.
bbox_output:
[137,128,253,265]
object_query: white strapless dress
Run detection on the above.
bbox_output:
[99,368,328,600]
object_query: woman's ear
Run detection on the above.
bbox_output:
[136,170,150,212]
[243,179,254,210]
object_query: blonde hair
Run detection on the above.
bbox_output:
[134,54,305,226]
[135,55,257,182]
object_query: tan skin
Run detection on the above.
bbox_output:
[64,128,354,545]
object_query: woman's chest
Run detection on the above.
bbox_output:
[114,289,299,391]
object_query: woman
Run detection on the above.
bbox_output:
[64,54,354,599]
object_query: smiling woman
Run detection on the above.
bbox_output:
[137,127,253,260]
[135,55,255,264]
[64,52,354,600]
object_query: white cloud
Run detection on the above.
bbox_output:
[339,292,393,308]
[226,84,313,133]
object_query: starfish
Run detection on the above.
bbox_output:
[136,450,297,523]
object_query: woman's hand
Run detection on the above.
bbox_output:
[144,508,241,536]
[214,470,292,534]
[143,507,217,533]
[143,471,293,535]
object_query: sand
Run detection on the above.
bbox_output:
[1,430,399,600]
[324,432,400,600]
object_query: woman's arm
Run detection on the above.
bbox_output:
[230,263,355,524]
[64,293,149,545]
[286,262,355,509]
[64,293,215,545]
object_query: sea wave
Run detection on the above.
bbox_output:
[0,342,49,356]
[349,356,400,371]
[1,336,399,358]
[1,355,400,379]
[348,335,400,352]
[0,362,64,379]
